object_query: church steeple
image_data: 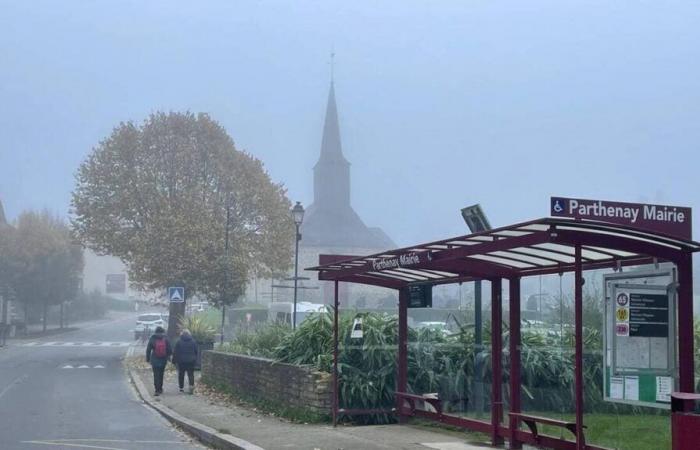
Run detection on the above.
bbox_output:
[313,81,351,210]
[300,75,395,250]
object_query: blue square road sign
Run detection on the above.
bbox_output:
[169,287,185,303]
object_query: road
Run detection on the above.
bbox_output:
[0,313,204,450]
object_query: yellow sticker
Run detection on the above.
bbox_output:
[616,308,629,322]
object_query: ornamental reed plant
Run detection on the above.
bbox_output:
[221,309,610,424]
[178,313,217,344]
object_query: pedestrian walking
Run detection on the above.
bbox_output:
[146,326,172,396]
[173,329,198,394]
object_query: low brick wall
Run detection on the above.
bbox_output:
[201,351,332,415]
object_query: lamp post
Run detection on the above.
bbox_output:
[221,195,231,345]
[291,201,305,329]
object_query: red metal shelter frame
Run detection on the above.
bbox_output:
[308,217,700,450]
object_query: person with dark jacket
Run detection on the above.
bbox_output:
[146,326,172,396]
[173,329,198,393]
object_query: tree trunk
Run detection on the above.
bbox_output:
[167,301,185,341]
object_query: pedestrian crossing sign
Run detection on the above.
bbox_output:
[169,287,185,303]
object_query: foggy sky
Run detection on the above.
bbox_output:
[1,0,699,248]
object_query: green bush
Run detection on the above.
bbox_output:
[219,322,292,358]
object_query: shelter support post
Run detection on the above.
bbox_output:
[397,288,409,423]
[509,278,522,449]
[677,252,695,393]
[474,280,484,415]
[491,278,504,446]
[574,245,585,450]
[333,281,339,427]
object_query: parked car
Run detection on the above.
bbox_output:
[268,302,327,326]
[134,313,167,340]
[186,302,210,315]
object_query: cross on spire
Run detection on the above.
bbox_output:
[330,48,335,83]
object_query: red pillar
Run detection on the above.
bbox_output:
[333,280,339,427]
[491,278,504,446]
[509,278,522,449]
[397,288,409,422]
[677,252,695,393]
[574,245,585,450]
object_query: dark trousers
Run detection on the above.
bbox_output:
[178,362,195,389]
[152,365,165,393]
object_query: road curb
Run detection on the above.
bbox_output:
[127,368,264,450]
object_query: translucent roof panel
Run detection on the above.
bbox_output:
[508,247,575,264]
[466,254,536,269]
[489,250,559,267]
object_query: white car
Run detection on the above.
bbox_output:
[134,313,167,340]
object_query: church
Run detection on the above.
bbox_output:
[247,80,396,307]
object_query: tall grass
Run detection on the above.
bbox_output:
[220,311,696,423]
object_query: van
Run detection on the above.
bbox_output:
[268,302,327,326]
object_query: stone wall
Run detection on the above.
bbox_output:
[201,351,332,415]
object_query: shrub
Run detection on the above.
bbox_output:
[179,312,217,343]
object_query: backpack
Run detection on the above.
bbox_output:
[154,337,167,358]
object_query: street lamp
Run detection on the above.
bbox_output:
[291,201,305,329]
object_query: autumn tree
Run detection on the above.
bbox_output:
[5,211,83,331]
[71,112,294,335]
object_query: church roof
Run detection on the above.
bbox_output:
[302,203,395,249]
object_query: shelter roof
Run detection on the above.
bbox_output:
[307,217,700,289]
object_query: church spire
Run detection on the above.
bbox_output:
[317,81,348,164]
[313,79,351,210]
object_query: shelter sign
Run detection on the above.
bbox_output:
[603,266,676,409]
[550,197,692,240]
[407,283,432,308]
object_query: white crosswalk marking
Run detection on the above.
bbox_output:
[20,341,131,347]
[60,364,107,369]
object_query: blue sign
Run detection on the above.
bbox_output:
[168,287,185,303]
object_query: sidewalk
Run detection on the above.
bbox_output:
[127,356,496,450]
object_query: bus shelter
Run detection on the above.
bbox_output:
[308,217,699,450]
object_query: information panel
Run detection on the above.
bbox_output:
[603,266,676,409]
[407,283,432,308]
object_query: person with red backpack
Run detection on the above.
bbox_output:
[146,326,172,396]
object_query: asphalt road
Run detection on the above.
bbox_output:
[0,312,204,450]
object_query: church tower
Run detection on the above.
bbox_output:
[301,81,394,250]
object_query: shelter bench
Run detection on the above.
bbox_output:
[396,392,443,416]
[509,412,586,445]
